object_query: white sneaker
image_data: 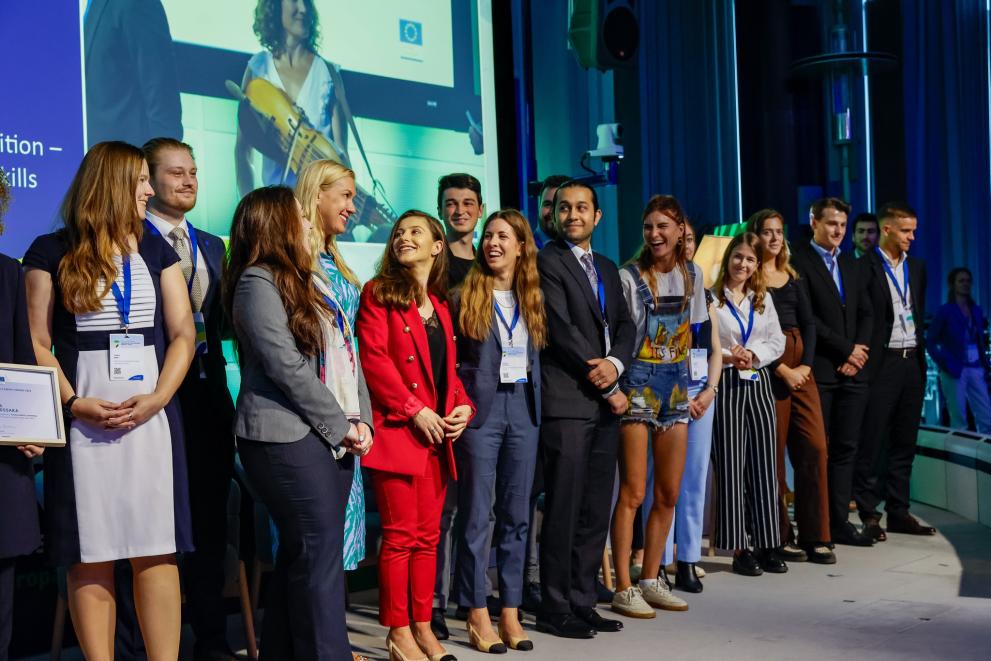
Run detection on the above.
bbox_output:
[639,578,689,611]
[610,586,656,619]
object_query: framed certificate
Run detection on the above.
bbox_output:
[0,363,66,447]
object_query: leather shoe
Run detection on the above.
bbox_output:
[521,581,542,614]
[754,548,788,573]
[732,549,763,576]
[831,521,874,547]
[799,543,837,564]
[886,513,936,536]
[535,613,596,639]
[572,606,623,632]
[675,561,703,593]
[431,607,450,640]
[861,516,887,542]
[776,543,808,561]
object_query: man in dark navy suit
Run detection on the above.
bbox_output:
[535,181,635,639]
[117,138,236,661]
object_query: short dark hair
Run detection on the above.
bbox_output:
[554,180,599,211]
[810,197,851,220]
[852,212,878,229]
[142,137,195,177]
[539,174,570,199]
[877,201,918,224]
[437,173,482,210]
[253,0,320,56]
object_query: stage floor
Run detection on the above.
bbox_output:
[23,503,991,661]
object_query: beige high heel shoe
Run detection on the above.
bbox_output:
[466,622,507,654]
[387,639,428,661]
[498,622,534,651]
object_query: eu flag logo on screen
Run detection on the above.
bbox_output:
[400,19,422,46]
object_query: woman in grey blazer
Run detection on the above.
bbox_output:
[223,186,373,661]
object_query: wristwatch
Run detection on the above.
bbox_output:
[708,384,720,395]
[63,395,79,420]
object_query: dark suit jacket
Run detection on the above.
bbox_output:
[85,0,182,146]
[537,239,636,418]
[454,309,541,430]
[791,242,874,384]
[863,249,928,379]
[0,253,43,559]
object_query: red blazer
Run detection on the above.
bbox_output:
[356,280,474,479]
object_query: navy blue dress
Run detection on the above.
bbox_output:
[23,231,193,566]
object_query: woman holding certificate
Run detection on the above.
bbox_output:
[0,169,44,661]
[23,141,196,661]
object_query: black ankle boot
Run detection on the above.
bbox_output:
[675,561,703,593]
[659,565,672,590]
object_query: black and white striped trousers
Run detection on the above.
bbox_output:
[711,367,781,550]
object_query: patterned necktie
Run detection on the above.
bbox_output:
[581,252,599,300]
[169,227,203,311]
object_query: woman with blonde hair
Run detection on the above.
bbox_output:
[23,141,196,660]
[609,195,708,619]
[746,210,833,564]
[451,209,545,652]
[710,232,786,576]
[296,159,367,572]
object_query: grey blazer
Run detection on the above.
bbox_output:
[232,266,373,449]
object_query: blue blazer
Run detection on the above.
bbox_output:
[927,301,990,378]
[456,316,541,430]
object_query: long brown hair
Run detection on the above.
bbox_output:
[223,186,329,356]
[458,209,546,349]
[713,232,768,313]
[371,210,448,308]
[745,208,798,279]
[59,141,146,313]
[295,159,360,286]
[628,195,692,310]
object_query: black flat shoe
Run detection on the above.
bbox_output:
[535,613,596,639]
[754,548,788,573]
[776,543,808,561]
[675,561,703,593]
[831,521,875,547]
[572,606,623,632]
[861,517,887,542]
[659,565,673,590]
[732,549,763,576]
[886,513,936,536]
[431,607,450,640]
[800,543,837,564]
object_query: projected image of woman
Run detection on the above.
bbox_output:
[235,0,349,196]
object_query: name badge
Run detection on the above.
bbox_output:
[967,343,980,364]
[193,311,208,356]
[898,308,915,332]
[690,349,708,382]
[500,346,528,384]
[603,322,612,355]
[109,333,145,381]
[737,368,759,382]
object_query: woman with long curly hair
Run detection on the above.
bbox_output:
[23,141,196,660]
[356,210,473,661]
[710,232,786,576]
[225,185,373,660]
[609,195,708,619]
[450,209,545,652]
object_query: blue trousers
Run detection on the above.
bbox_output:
[453,384,538,609]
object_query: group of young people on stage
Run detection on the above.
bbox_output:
[0,137,943,661]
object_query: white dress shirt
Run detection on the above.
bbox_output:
[715,288,786,368]
[877,248,916,349]
[146,211,210,299]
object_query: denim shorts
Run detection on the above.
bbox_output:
[620,358,691,430]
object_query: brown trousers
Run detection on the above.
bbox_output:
[771,328,831,544]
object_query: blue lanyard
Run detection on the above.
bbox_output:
[110,256,132,330]
[591,259,608,324]
[146,218,199,295]
[493,300,521,345]
[876,247,909,307]
[727,297,755,346]
[320,293,349,340]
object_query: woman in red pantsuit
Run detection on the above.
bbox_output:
[357,210,474,661]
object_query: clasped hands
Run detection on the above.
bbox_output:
[587,358,627,415]
[838,344,869,377]
[68,394,166,431]
[726,345,755,370]
[344,422,374,456]
[414,404,473,445]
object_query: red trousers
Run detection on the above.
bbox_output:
[371,452,447,626]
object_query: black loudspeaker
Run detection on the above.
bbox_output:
[568,0,640,70]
